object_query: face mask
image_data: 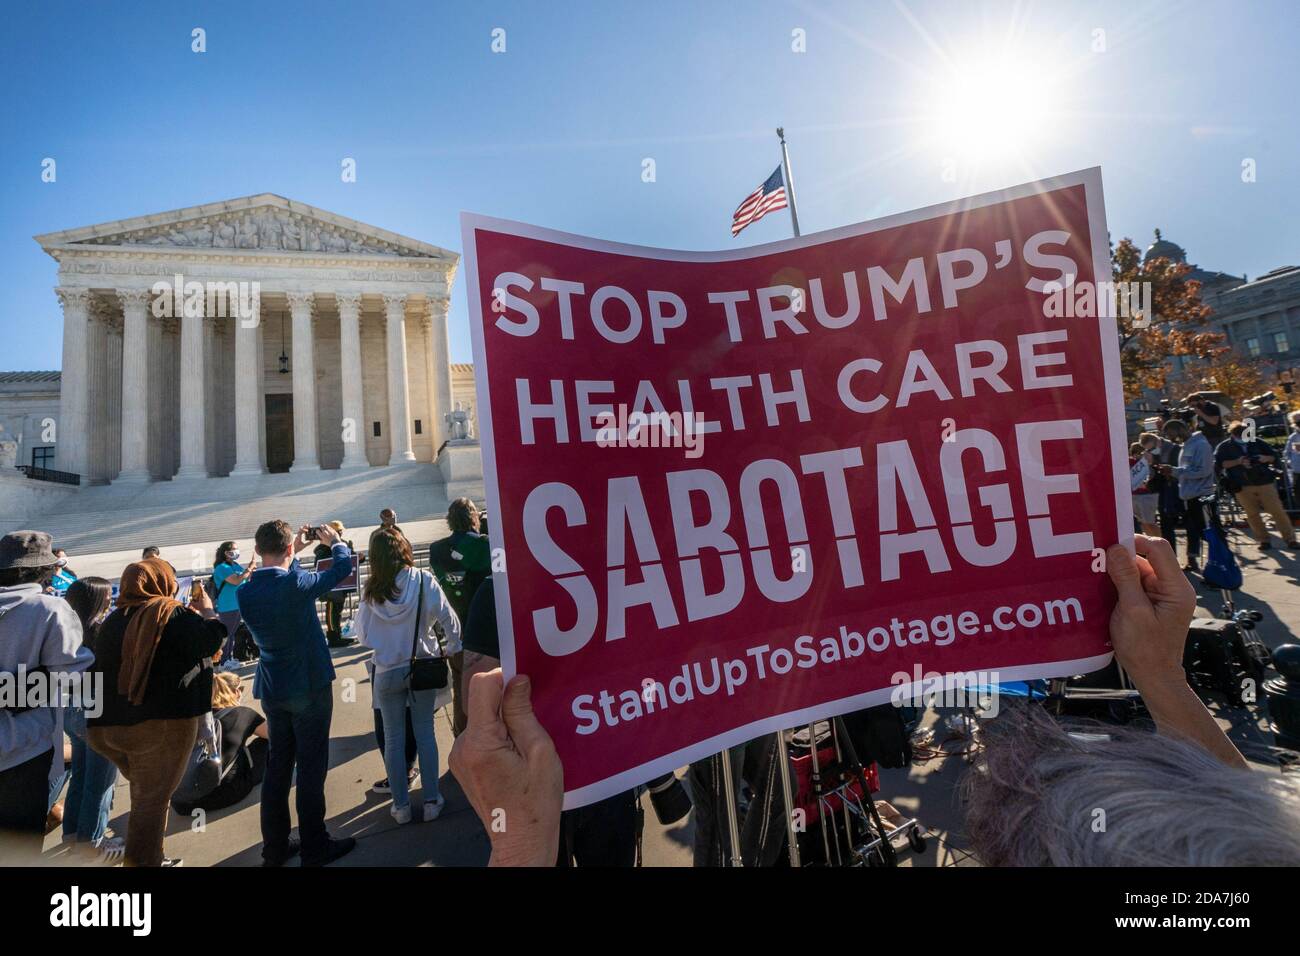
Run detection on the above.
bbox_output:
[230,551,241,562]
[56,558,68,568]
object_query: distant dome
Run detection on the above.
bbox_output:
[1144,228,1187,264]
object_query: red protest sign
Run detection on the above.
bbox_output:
[463,168,1130,808]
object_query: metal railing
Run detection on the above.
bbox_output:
[17,465,81,486]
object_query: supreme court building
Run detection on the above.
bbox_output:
[34,194,465,483]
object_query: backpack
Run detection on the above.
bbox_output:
[428,534,488,624]
[203,574,225,603]
[231,622,259,662]
[1202,521,1243,590]
[173,713,223,804]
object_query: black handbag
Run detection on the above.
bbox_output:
[406,571,449,692]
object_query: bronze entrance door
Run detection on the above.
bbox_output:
[264,394,294,473]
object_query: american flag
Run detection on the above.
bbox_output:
[731,166,788,237]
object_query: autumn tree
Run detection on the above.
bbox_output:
[1169,354,1274,407]
[1111,236,1225,402]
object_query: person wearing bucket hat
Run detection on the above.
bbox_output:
[0,530,95,862]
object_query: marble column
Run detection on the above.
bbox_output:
[288,291,321,471]
[85,300,111,483]
[427,296,454,450]
[55,288,92,476]
[383,293,415,464]
[336,292,368,468]
[421,312,438,455]
[175,310,208,478]
[105,313,123,481]
[153,318,180,479]
[115,289,152,482]
[230,309,264,476]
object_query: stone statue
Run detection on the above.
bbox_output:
[258,214,283,251]
[181,223,213,245]
[445,401,474,441]
[281,215,302,251]
[0,439,17,470]
[236,215,260,248]
[323,229,349,252]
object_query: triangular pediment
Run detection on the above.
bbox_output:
[34,194,456,261]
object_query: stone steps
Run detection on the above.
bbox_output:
[23,462,482,555]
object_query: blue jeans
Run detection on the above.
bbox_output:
[261,685,334,862]
[374,665,441,811]
[63,708,118,844]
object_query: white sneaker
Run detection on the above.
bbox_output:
[390,804,412,825]
[423,795,445,821]
[94,836,126,866]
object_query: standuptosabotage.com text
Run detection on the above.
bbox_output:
[572,596,1085,734]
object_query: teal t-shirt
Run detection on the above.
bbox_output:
[212,562,244,612]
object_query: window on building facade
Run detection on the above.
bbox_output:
[1275,331,1290,353]
[31,446,54,469]
[373,421,382,437]
[414,419,422,435]
[1246,337,1260,357]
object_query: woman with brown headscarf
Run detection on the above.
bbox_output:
[86,557,227,866]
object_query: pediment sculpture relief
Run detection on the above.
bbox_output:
[81,210,427,258]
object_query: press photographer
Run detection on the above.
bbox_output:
[1214,421,1298,551]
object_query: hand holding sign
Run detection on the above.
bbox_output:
[449,670,564,866]
[465,168,1130,806]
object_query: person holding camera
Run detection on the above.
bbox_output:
[355,527,462,825]
[1215,421,1297,551]
[211,541,254,670]
[1157,418,1216,571]
[313,521,358,649]
[237,520,356,867]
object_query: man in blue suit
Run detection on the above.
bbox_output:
[237,519,355,867]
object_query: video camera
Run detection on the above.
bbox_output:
[1243,391,1278,416]
[1157,399,1197,424]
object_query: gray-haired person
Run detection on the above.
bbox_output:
[0,531,95,862]
[448,535,1300,867]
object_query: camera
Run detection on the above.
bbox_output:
[1243,391,1278,416]
[643,772,692,824]
[1158,399,1196,424]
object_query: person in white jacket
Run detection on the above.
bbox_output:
[355,528,462,824]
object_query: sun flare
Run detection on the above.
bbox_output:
[920,54,1059,164]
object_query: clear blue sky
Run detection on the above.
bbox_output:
[2,0,1297,370]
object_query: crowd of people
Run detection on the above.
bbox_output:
[1129,402,1298,572]
[0,499,491,866]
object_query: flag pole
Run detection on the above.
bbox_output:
[777,126,801,237]
[773,123,805,869]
